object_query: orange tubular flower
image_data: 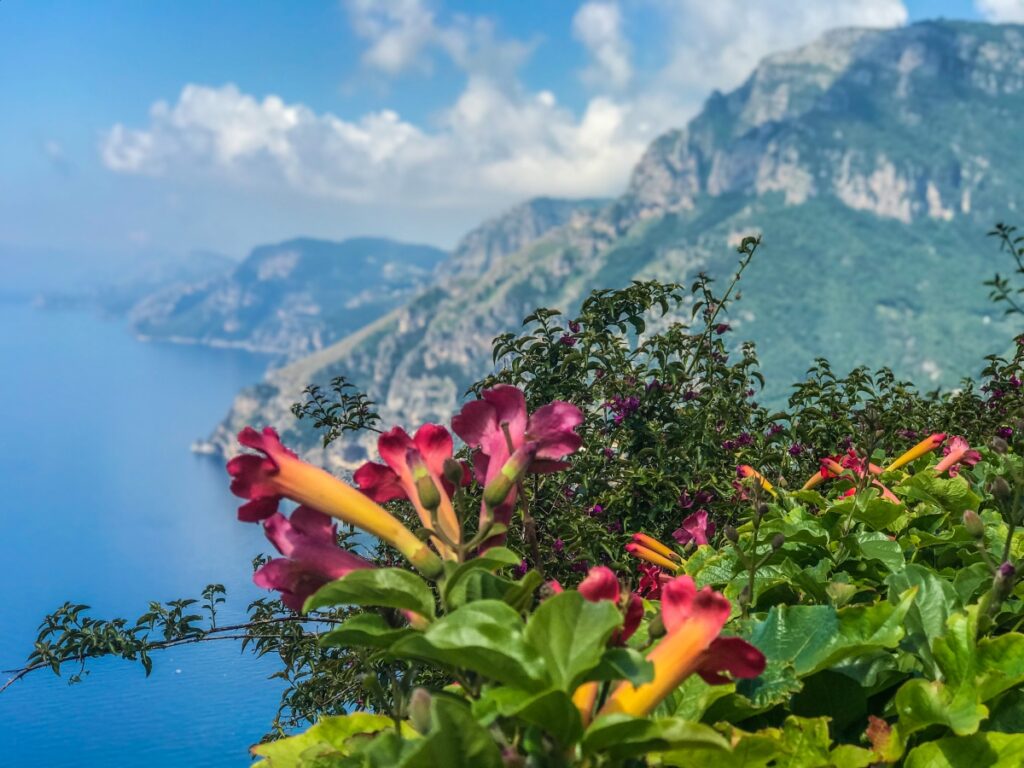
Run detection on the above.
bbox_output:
[228,427,443,578]
[884,433,947,473]
[599,576,765,717]
[625,542,681,572]
[737,465,778,497]
[631,533,681,563]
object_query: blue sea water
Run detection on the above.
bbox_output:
[0,301,286,766]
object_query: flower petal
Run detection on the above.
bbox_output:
[696,636,766,685]
[413,423,455,476]
[377,426,415,473]
[354,461,407,503]
[527,401,584,460]
[451,399,498,448]
[482,385,528,443]
[578,566,621,603]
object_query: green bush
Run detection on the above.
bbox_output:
[10,225,1024,767]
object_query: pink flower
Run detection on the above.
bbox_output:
[452,385,583,547]
[577,566,643,645]
[226,427,442,576]
[354,424,466,557]
[672,510,716,547]
[254,506,372,612]
[934,436,982,477]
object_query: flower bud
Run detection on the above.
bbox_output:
[647,613,666,639]
[724,525,739,543]
[771,533,785,551]
[995,561,1017,602]
[483,449,533,508]
[989,436,1009,454]
[407,687,432,735]
[442,458,465,487]
[963,510,985,539]
[757,503,770,518]
[776,475,788,489]
[989,476,1013,502]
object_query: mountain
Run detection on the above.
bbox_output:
[129,237,447,358]
[207,20,1024,467]
[29,250,235,313]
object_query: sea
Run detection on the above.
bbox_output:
[0,300,286,766]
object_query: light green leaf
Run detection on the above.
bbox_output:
[904,733,1024,767]
[252,713,400,765]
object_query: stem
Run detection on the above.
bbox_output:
[1,615,339,693]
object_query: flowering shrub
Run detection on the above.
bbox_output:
[12,226,1024,765]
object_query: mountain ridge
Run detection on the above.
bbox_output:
[205,19,1024,468]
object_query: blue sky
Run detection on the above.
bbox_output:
[0,0,1012,266]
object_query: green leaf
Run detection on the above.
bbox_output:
[524,591,624,691]
[304,569,436,619]
[897,473,981,515]
[581,714,729,760]
[441,547,521,608]
[894,609,989,737]
[475,687,584,747]
[583,646,654,687]
[739,591,914,708]
[904,733,1024,767]
[389,601,545,689]
[849,497,907,531]
[896,678,988,737]
[319,613,416,650]
[665,676,737,721]
[887,564,960,674]
[252,713,400,765]
[400,697,503,768]
[851,531,905,572]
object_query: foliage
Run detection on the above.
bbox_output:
[9,226,1024,766]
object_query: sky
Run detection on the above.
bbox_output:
[1,0,1019,265]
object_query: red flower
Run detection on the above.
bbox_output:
[600,575,765,717]
[354,424,466,557]
[254,506,372,612]
[452,385,582,547]
[578,566,643,645]
[672,510,716,547]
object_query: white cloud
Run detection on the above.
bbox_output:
[101,81,647,206]
[573,2,632,89]
[344,0,531,83]
[976,0,1024,22]
[102,0,910,225]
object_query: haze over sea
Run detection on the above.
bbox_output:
[0,300,283,767]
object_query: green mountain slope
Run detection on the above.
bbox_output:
[207,19,1024,466]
